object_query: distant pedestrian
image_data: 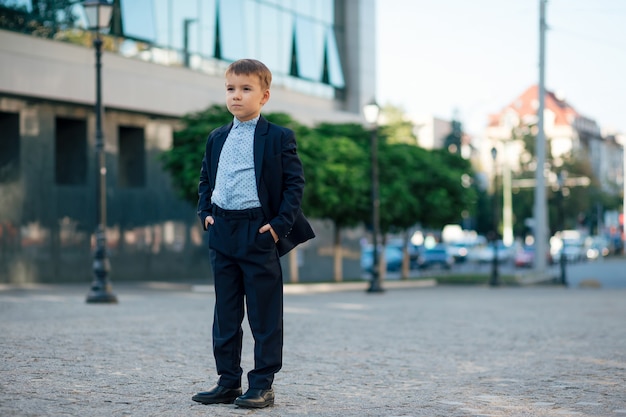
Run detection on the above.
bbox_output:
[192,58,315,409]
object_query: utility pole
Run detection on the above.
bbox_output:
[557,171,567,286]
[490,146,500,287]
[534,0,549,276]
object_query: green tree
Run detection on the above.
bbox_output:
[508,125,538,237]
[380,105,416,145]
[298,124,370,282]
[0,0,78,38]
[443,119,463,155]
[375,106,424,277]
[161,105,478,283]
[160,104,232,205]
[376,142,424,277]
[376,139,476,278]
[416,149,476,228]
[160,106,371,282]
[548,157,616,236]
[264,112,309,138]
[313,122,369,146]
[507,123,619,239]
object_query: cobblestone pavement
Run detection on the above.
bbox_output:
[1,281,625,417]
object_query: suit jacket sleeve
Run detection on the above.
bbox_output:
[268,127,304,238]
[266,124,315,256]
[197,133,216,230]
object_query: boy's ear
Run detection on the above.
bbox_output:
[261,89,270,105]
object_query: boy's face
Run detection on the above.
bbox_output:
[225,72,270,122]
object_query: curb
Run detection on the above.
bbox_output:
[191,278,438,295]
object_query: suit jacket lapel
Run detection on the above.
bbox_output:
[210,123,232,182]
[254,116,269,186]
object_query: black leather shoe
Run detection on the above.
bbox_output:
[234,388,275,408]
[192,384,242,404]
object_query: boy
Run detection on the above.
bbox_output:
[192,59,315,408]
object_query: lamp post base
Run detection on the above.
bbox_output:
[489,238,499,287]
[559,253,567,286]
[366,277,385,293]
[489,266,499,286]
[86,282,118,303]
[86,229,117,303]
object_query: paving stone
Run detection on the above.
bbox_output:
[1,282,625,416]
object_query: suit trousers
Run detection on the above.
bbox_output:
[208,206,283,390]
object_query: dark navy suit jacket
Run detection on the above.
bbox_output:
[197,115,315,257]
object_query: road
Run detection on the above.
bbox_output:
[380,256,626,289]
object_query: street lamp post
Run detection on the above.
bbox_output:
[84,0,117,304]
[363,100,384,293]
[490,146,499,286]
[557,171,568,286]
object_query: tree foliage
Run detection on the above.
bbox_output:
[0,0,78,38]
[299,128,370,228]
[375,107,474,234]
[508,123,621,237]
[161,105,477,235]
[443,119,463,155]
[160,104,232,205]
[379,105,415,146]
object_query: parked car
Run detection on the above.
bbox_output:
[550,230,586,263]
[514,245,535,268]
[467,241,514,263]
[361,245,403,273]
[514,245,553,268]
[417,245,454,269]
[584,236,610,260]
[447,242,471,263]
[551,238,586,263]
[386,239,421,269]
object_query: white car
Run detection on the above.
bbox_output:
[467,241,513,263]
[550,234,586,263]
[584,236,610,260]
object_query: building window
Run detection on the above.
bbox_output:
[0,0,346,96]
[0,112,20,182]
[118,126,145,188]
[289,23,299,77]
[55,117,87,185]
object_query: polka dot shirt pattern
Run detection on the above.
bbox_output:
[211,116,262,210]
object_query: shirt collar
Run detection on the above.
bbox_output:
[233,115,260,129]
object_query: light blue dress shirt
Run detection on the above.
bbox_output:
[211,116,262,210]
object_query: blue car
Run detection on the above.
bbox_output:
[417,245,454,269]
[361,245,403,272]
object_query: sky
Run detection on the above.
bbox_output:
[376,0,626,136]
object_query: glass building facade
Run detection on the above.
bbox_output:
[132,0,344,86]
[1,0,346,98]
[0,0,375,284]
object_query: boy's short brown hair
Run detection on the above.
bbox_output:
[225,59,272,91]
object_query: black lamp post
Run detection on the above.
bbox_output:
[363,99,384,293]
[490,146,499,287]
[84,0,117,304]
[557,171,568,286]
